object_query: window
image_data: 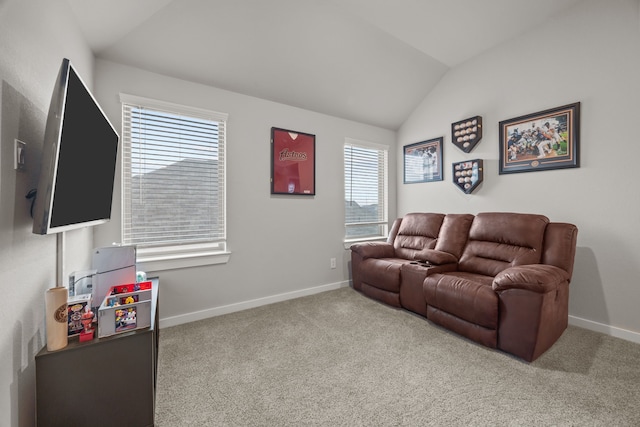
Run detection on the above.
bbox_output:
[344,138,388,241]
[120,94,228,269]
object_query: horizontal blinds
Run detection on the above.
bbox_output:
[344,141,388,238]
[121,98,226,247]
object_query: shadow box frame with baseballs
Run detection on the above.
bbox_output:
[451,115,483,153]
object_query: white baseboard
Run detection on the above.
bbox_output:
[159,280,350,328]
[569,315,640,344]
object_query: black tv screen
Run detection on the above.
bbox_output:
[32,58,119,235]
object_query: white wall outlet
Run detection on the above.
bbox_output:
[14,139,26,171]
[330,257,336,269]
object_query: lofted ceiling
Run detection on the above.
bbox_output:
[65,0,584,130]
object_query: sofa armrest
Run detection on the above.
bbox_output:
[492,264,570,293]
[350,242,395,259]
[493,264,571,361]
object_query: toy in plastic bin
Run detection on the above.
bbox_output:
[98,281,152,338]
[79,307,95,342]
[67,293,91,337]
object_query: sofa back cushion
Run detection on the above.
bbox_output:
[393,213,445,260]
[458,212,549,277]
[542,222,578,279]
[387,218,402,244]
[434,214,475,259]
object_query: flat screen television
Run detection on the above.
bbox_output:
[32,58,119,235]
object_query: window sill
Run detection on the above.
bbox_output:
[136,245,230,272]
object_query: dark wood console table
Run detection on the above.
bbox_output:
[35,278,159,427]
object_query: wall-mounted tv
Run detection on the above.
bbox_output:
[32,58,119,235]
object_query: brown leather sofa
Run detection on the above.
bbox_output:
[350,212,578,362]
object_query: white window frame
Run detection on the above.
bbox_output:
[120,93,230,271]
[344,138,389,245]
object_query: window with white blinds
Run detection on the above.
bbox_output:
[120,94,227,260]
[344,138,388,240]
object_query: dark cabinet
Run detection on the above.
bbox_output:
[35,279,159,427]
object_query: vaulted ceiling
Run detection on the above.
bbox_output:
[66,0,584,130]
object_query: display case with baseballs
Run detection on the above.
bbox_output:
[452,116,482,153]
[452,159,483,194]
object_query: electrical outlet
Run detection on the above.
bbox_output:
[330,258,336,269]
[14,139,26,170]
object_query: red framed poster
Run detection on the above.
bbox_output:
[271,127,316,195]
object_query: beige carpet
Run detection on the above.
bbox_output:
[155,287,640,426]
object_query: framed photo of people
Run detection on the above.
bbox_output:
[403,137,443,184]
[271,127,316,195]
[499,102,580,174]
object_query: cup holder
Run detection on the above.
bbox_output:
[410,261,431,267]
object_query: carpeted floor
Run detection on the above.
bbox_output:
[154,287,640,426]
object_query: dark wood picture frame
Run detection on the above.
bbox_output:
[403,137,443,184]
[499,102,580,174]
[271,127,316,195]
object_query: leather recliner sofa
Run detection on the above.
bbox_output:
[350,212,578,362]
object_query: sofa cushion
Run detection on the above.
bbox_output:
[424,272,498,329]
[393,213,445,260]
[458,212,549,277]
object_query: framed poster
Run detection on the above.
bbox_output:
[270,127,316,195]
[499,102,580,174]
[403,137,443,184]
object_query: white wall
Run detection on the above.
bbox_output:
[398,0,640,340]
[0,0,96,425]
[3,1,637,425]
[93,59,397,325]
